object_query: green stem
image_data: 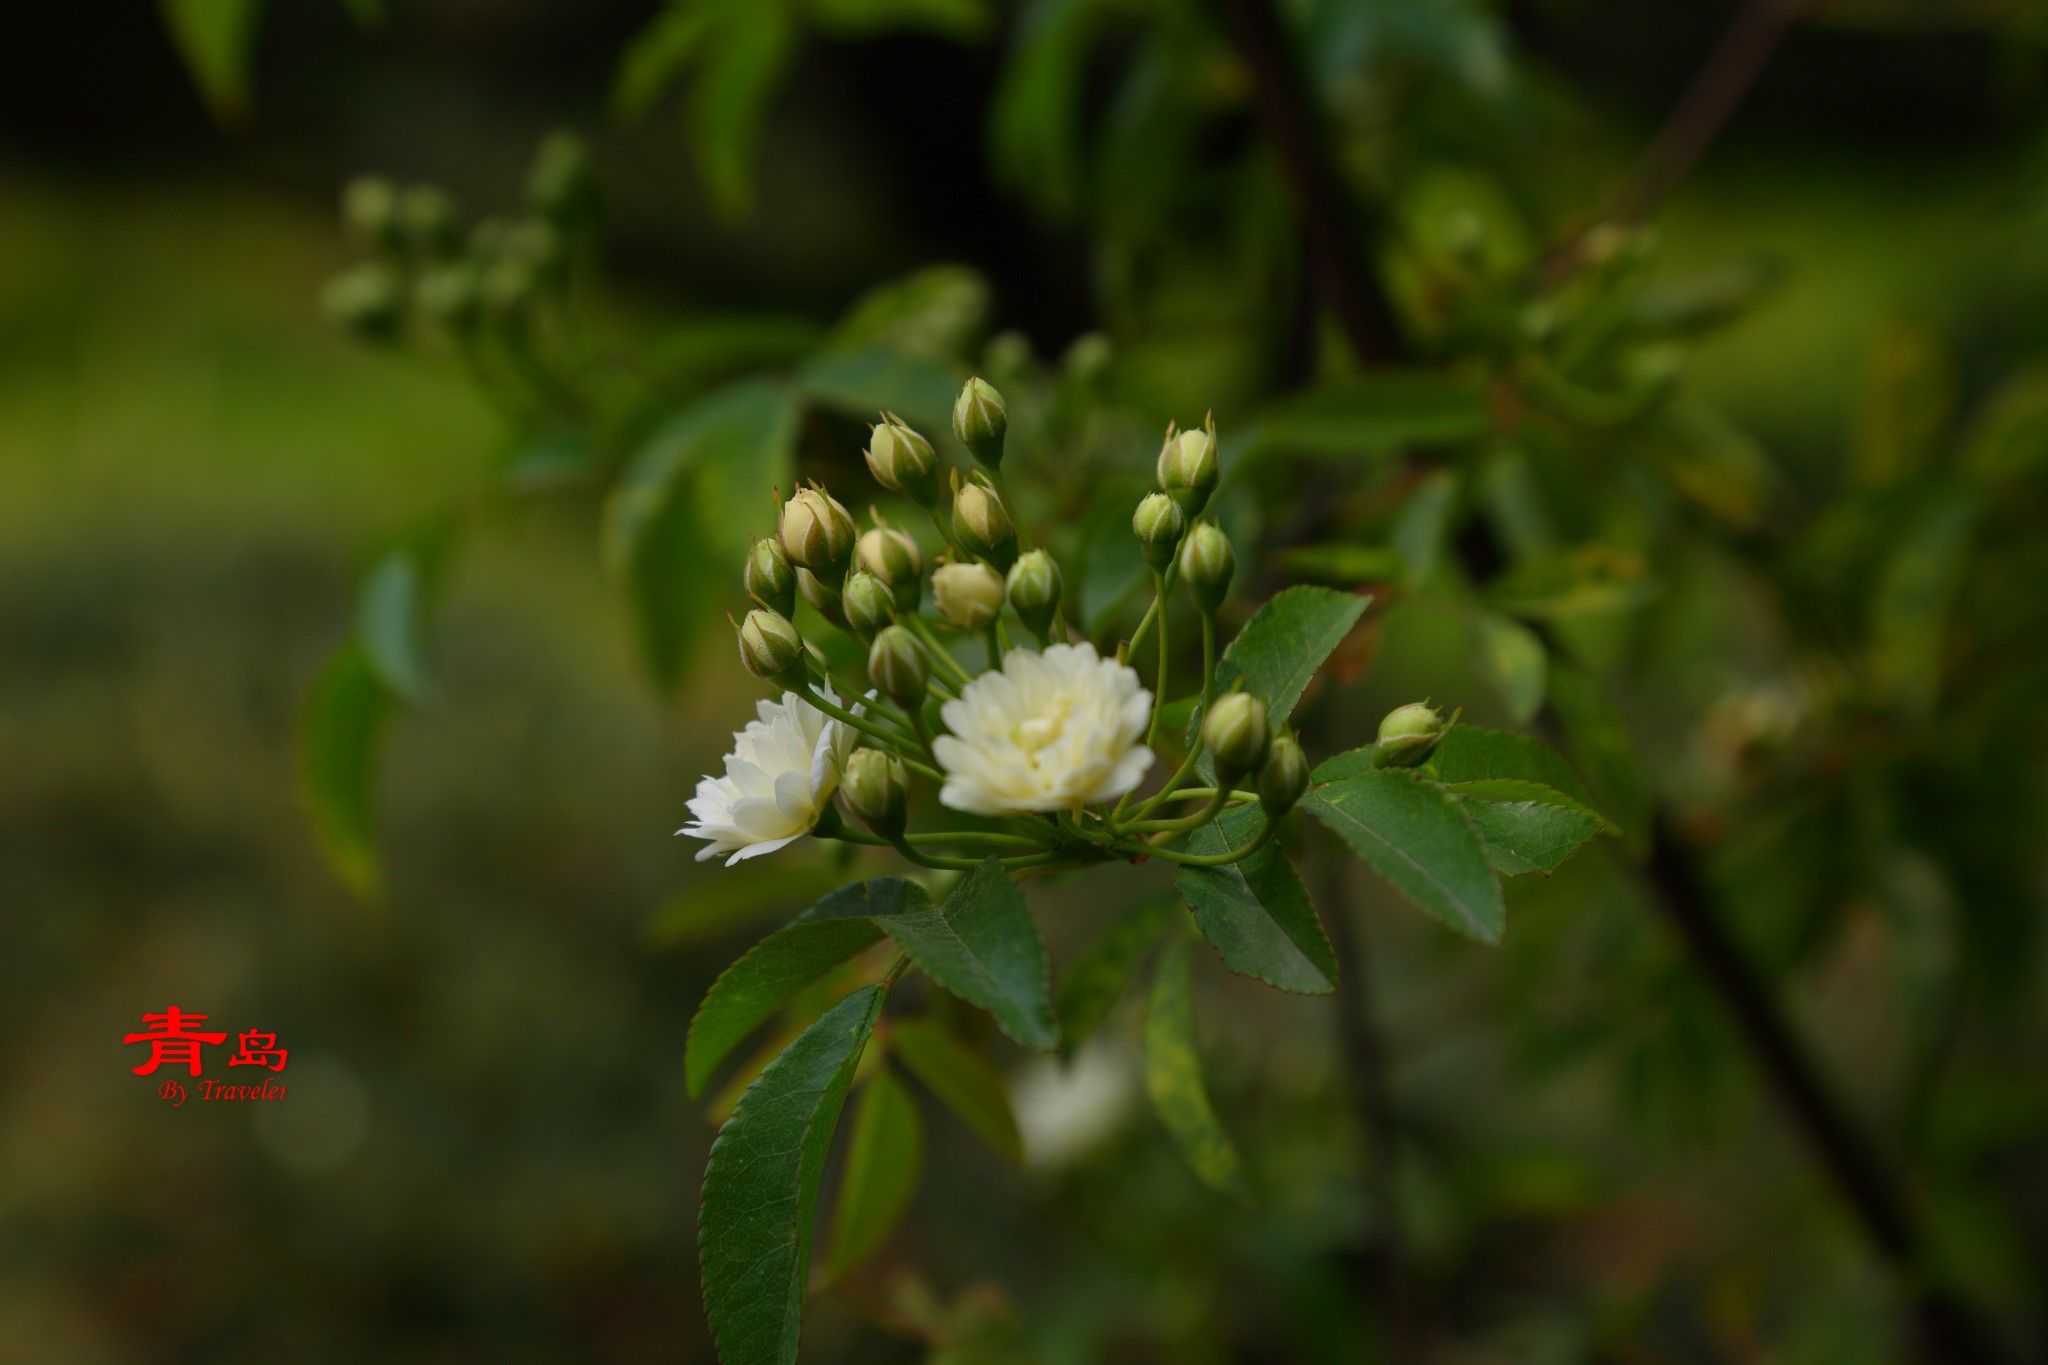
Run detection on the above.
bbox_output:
[1118,816,1277,866]
[890,839,1076,872]
[1124,788,1227,836]
[926,504,960,552]
[1130,612,1216,822]
[907,616,975,687]
[1125,560,1182,655]
[794,683,944,782]
[881,954,912,990]
[984,625,1003,671]
[1146,570,1169,751]
[906,830,1052,850]
[987,466,1033,552]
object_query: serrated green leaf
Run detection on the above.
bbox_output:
[1470,610,1546,724]
[1423,725,1597,808]
[700,984,883,1365]
[1445,778,1613,830]
[161,0,264,121]
[1055,894,1176,1049]
[1304,769,1505,943]
[298,642,392,900]
[1143,936,1249,1199]
[797,347,964,432]
[890,1016,1023,1164]
[1458,797,1605,876]
[687,918,887,1098]
[1177,804,1338,993]
[875,859,1058,1050]
[825,1068,924,1279]
[1209,585,1370,726]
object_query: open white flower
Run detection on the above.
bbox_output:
[934,642,1153,815]
[680,689,857,865]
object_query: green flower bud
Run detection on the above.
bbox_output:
[527,131,596,222]
[952,376,1008,468]
[1157,413,1219,516]
[868,625,929,709]
[342,176,400,249]
[320,263,404,341]
[796,567,847,630]
[932,561,1005,630]
[779,487,858,578]
[1258,728,1309,817]
[745,537,797,618]
[399,185,459,257]
[1203,692,1271,784]
[503,218,566,285]
[736,608,803,681]
[864,416,939,505]
[1132,492,1185,572]
[1178,523,1234,615]
[1006,549,1063,640]
[1374,701,1447,769]
[480,252,539,323]
[841,569,896,642]
[841,748,910,839]
[416,262,481,332]
[857,526,923,613]
[952,478,1018,573]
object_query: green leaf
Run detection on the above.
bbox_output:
[1456,793,1605,877]
[827,265,988,360]
[1427,725,1598,810]
[1444,778,1612,831]
[298,642,392,900]
[642,860,851,950]
[825,1068,924,1279]
[1177,803,1337,992]
[989,0,1112,219]
[700,984,883,1365]
[1470,610,1546,724]
[605,378,800,690]
[498,426,596,493]
[690,5,797,220]
[613,2,716,121]
[1868,487,1977,717]
[1238,372,1492,463]
[160,0,264,121]
[1304,768,1505,943]
[797,347,964,432]
[1143,936,1249,1199]
[874,859,1058,1050]
[355,519,455,703]
[889,1016,1023,1164]
[1278,543,1407,588]
[1390,469,1460,586]
[808,0,991,40]
[687,919,887,1098]
[1055,894,1176,1049]
[1194,586,1370,775]
[1545,661,1652,852]
[641,313,824,387]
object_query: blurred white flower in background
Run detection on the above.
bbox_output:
[1012,1037,1140,1169]
[934,643,1153,815]
[680,688,857,864]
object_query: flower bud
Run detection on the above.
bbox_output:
[1178,523,1234,615]
[864,417,939,505]
[1203,692,1271,784]
[1006,549,1063,640]
[400,185,459,257]
[416,263,480,332]
[320,263,404,342]
[841,748,910,839]
[779,487,857,579]
[952,377,1008,468]
[952,479,1018,573]
[868,626,929,709]
[1374,702,1447,769]
[856,526,923,613]
[1157,413,1219,516]
[841,569,896,642]
[528,131,596,222]
[342,176,400,249]
[1258,728,1309,817]
[932,562,1005,630]
[480,252,539,322]
[745,537,797,618]
[736,608,803,681]
[797,568,847,630]
[1132,492,1185,571]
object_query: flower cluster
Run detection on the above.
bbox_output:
[679,376,1328,877]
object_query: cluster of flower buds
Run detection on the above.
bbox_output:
[1132,414,1234,616]
[322,133,592,344]
[1201,692,1308,816]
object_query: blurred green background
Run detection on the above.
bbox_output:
[3,2,2045,1362]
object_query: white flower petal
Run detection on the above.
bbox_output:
[932,642,1154,816]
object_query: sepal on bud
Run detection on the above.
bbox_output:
[1157,413,1219,517]
[865,416,940,505]
[1204,692,1271,784]
[1132,492,1185,572]
[1258,728,1309,817]
[1178,523,1234,615]
[952,476,1018,573]
[932,561,1005,630]
[1373,702,1447,769]
[856,525,923,612]
[841,749,910,839]
[1006,549,1063,640]
[867,626,929,709]
[952,377,1008,469]
[735,608,804,682]
[779,486,858,580]
[797,568,847,630]
[745,537,797,618]
[841,569,896,642]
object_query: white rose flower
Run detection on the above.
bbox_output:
[934,642,1153,815]
[680,688,857,864]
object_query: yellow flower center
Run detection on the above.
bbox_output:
[1012,694,1075,765]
